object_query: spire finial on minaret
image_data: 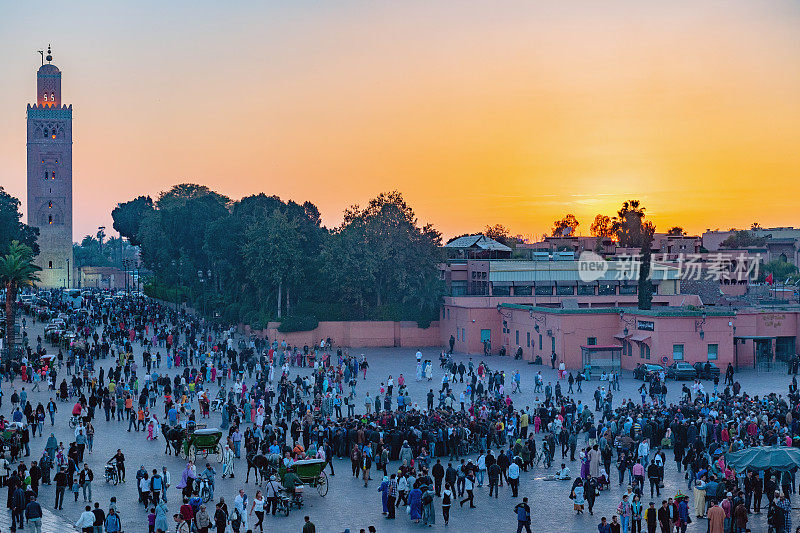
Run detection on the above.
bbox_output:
[46,44,52,64]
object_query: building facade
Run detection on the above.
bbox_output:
[27,47,74,288]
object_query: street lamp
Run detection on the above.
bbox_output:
[198,269,212,318]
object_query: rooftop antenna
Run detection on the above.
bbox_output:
[38,49,44,66]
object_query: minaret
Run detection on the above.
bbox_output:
[27,45,74,288]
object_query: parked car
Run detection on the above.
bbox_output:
[693,361,720,380]
[634,364,664,381]
[666,362,697,380]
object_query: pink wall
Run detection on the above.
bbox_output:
[239,321,441,349]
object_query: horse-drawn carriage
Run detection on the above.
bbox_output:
[182,427,223,462]
[279,458,329,497]
[163,425,223,462]
[0,424,23,459]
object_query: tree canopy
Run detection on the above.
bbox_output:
[720,230,766,249]
[551,214,579,237]
[118,186,443,328]
[0,187,39,256]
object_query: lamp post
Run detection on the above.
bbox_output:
[198,269,212,318]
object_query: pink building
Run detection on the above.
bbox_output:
[440,300,800,371]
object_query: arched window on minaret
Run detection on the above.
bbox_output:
[48,214,53,224]
[43,171,48,180]
[43,93,48,102]
[50,92,55,102]
[43,128,49,138]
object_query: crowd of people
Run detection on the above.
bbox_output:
[3,290,800,533]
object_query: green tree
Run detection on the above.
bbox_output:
[612,200,650,247]
[590,215,612,238]
[483,224,525,247]
[73,235,111,268]
[761,259,799,283]
[720,230,766,248]
[111,195,154,246]
[0,241,40,359]
[551,214,579,237]
[333,191,444,320]
[243,209,303,318]
[0,187,39,256]
[637,221,656,310]
[666,226,686,236]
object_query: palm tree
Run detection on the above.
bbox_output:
[0,241,40,360]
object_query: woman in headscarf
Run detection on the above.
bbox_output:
[378,476,390,515]
[177,461,197,499]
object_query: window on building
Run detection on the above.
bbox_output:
[538,334,542,350]
[43,93,48,101]
[621,341,626,356]
[50,92,55,101]
[707,344,718,361]
[577,285,595,295]
[673,344,684,361]
[515,330,519,345]
[48,214,53,224]
[535,285,553,296]
[619,285,637,295]
[598,283,616,295]
[527,332,531,348]
[493,285,510,296]
[514,285,532,296]
[640,343,651,359]
[551,336,556,353]
[446,308,450,320]
[626,340,632,356]
[51,171,55,179]
[556,285,575,296]
[43,128,49,138]
[587,337,597,346]
[48,261,53,269]
[48,201,52,208]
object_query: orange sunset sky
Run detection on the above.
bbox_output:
[1,1,799,242]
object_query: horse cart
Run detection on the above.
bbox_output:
[181,428,223,462]
[279,458,329,496]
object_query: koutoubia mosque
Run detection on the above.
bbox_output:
[26,45,74,288]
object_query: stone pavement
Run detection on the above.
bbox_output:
[2,318,795,532]
[0,505,76,532]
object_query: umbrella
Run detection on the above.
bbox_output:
[725,446,800,472]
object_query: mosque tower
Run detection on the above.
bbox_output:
[27,45,74,288]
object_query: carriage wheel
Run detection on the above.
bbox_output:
[194,447,209,462]
[316,471,328,496]
[283,503,290,517]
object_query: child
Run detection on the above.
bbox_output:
[148,507,156,533]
